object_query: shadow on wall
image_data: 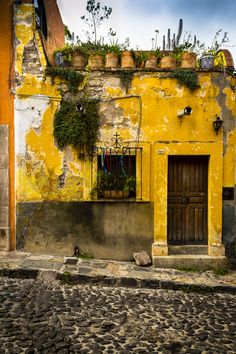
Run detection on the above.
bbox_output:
[16,201,154,260]
[222,203,236,260]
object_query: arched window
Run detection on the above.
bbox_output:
[34,0,47,39]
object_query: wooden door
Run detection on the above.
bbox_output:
[168,156,208,244]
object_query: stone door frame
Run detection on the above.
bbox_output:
[152,141,225,258]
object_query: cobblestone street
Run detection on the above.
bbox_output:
[0,277,235,354]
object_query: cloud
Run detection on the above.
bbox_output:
[57,0,236,61]
[126,0,236,20]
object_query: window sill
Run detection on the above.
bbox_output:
[87,198,149,203]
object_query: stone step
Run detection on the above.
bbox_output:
[168,245,208,255]
[153,255,228,270]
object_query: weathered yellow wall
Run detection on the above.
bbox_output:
[223,81,236,186]
[15,3,236,257]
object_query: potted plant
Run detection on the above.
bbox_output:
[145,49,162,69]
[136,51,149,68]
[54,45,88,69]
[160,52,177,69]
[105,29,125,69]
[91,171,135,199]
[199,30,230,69]
[181,52,197,68]
[88,52,104,70]
[177,42,197,68]
[199,50,215,69]
[54,45,73,67]
[77,41,105,70]
[71,46,88,69]
[121,50,136,69]
[104,43,123,69]
[160,21,200,69]
[105,48,119,69]
[123,175,136,197]
[87,44,105,70]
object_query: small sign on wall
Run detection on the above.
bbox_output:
[157,150,165,155]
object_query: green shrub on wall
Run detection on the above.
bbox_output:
[54,100,99,157]
[45,67,85,93]
[171,69,200,91]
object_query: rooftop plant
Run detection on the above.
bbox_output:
[201,29,230,56]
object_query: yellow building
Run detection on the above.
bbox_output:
[0,0,64,252]
[4,1,236,268]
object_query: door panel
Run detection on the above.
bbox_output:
[168,156,208,245]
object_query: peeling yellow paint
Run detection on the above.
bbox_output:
[16,95,85,201]
[223,130,236,186]
[224,86,236,115]
[26,103,62,173]
[34,32,47,69]
[16,75,61,98]
[15,23,34,46]
[105,87,123,96]
[115,97,140,126]
[15,5,35,75]
[15,4,50,78]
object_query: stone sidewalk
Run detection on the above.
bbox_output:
[0,251,236,293]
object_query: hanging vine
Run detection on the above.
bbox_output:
[54,100,100,158]
[118,70,135,93]
[45,67,85,93]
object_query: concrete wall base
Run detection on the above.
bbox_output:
[16,201,154,260]
[0,227,10,252]
[0,125,9,252]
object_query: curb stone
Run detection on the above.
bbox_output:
[0,268,236,294]
[0,268,39,279]
[0,267,236,294]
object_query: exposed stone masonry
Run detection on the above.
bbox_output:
[22,39,42,75]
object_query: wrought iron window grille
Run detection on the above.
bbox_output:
[93,133,142,200]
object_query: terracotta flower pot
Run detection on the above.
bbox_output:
[145,55,157,69]
[121,51,135,69]
[160,56,176,69]
[105,52,119,69]
[181,52,197,69]
[88,54,104,70]
[72,51,87,69]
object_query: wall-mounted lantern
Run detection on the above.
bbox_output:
[213,115,224,134]
[177,106,192,118]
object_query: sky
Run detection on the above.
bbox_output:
[57,0,236,62]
